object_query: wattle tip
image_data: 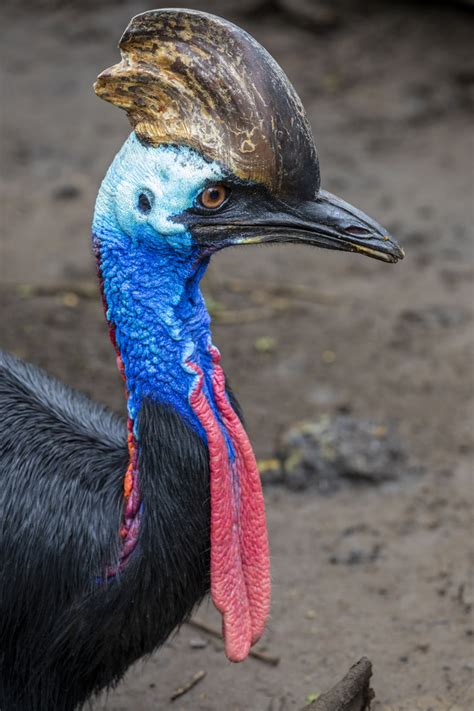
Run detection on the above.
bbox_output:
[225,637,252,663]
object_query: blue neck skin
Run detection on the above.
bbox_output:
[92,134,227,441]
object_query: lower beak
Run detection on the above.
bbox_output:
[204,190,404,264]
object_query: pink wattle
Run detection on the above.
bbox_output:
[188,347,271,662]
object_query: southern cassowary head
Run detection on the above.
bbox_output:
[91,8,403,663]
[93,8,403,264]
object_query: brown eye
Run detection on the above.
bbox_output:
[199,185,228,209]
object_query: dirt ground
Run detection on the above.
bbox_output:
[1,1,473,709]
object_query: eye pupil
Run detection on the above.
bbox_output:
[138,192,152,214]
[200,185,228,209]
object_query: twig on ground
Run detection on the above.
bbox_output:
[222,277,339,305]
[187,618,280,666]
[15,282,97,300]
[303,657,374,711]
[12,278,338,312]
[170,669,206,701]
[213,306,276,324]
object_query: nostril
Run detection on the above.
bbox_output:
[345,225,372,238]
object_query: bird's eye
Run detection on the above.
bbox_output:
[137,191,153,215]
[198,185,228,210]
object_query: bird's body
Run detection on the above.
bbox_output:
[0,9,403,710]
[0,140,245,709]
[0,350,212,710]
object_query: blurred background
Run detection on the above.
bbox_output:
[1,1,473,709]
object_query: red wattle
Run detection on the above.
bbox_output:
[188,348,270,662]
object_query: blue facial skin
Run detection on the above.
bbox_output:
[92,132,230,444]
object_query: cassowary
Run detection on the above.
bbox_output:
[0,9,403,711]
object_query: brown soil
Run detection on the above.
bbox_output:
[1,1,473,709]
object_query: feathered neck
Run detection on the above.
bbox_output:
[93,222,270,663]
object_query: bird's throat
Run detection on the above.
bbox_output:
[95,238,270,660]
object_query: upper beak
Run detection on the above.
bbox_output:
[192,189,404,264]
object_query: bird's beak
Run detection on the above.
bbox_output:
[193,189,404,264]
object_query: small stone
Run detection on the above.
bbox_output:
[457,583,474,613]
[329,539,381,566]
[277,415,410,493]
[305,609,317,620]
[189,637,208,649]
[53,184,81,200]
[62,292,80,308]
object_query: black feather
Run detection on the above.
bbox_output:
[0,350,211,710]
